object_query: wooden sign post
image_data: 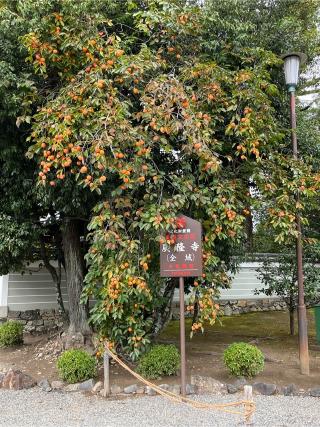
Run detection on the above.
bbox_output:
[160,215,202,396]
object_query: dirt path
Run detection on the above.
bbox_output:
[0,310,319,389]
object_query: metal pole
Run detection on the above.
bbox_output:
[290,90,310,375]
[179,276,186,396]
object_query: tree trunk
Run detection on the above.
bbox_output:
[62,218,91,337]
[245,210,253,251]
[192,299,199,326]
[289,308,295,336]
[151,280,175,338]
[289,290,295,336]
[39,236,66,316]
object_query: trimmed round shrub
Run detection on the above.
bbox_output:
[0,321,23,347]
[137,344,180,379]
[223,342,264,378]
[57,349,97,384]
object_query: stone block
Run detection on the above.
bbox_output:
[1,369,36,390]
[7,311,21,319]
[234,377,247,391]
[124,384,138,394]
[51,380,64,390]
[247,301,256,306]
[159,384,170,391]
[64,383,80,392]
[253,382,277,396]
[186,383,197,395]
[38,378,52,392]
[309,388,320,397]
[21,310,40,321]
[238,300,247,308]
[145,386,157,396]
[191,375,226,394]
[24,325,36,333]
[79,379,95,391]
[43,320,54,327]
[34,320,44,326]
[282,384,298,396]
[227,384,238,394]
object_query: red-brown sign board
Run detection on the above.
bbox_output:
[160,215,202,278]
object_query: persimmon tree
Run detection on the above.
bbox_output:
[20,0,320,358]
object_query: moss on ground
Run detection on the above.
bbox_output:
[159,309,316,345]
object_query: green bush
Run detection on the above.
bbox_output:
[57,349,97,384]
[137,344,180,379]
[223,342,264,378]
[0,321,23,347]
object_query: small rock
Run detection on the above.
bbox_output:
[145,386,157,396]
[124,384,138,394]
[92,381,103,393]
[253,382,277,396]
[310,388,320,397]
[111,384,123,395]
[191,375,226,394]
[38,378,52,392]
[136,387,145,394]
[79,379,95,391]
[227,384,238,394]
[234,377,247,391]
[2,369,36,390]
[159,384,170,391]
[0,373,4,387]
[51,380,64,390]
[186,383,197,395]
[169,384,181,395]
[64,383,80,392]
[282,384,298,396]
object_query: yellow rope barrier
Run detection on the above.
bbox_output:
[105,348,255,424]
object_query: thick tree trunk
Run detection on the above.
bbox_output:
[62,218,91,336]
[289,308,295,336]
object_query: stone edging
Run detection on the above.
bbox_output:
[1,370,319,398]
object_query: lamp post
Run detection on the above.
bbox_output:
[282,52,309,375]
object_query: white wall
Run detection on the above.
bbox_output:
[173,262,273,302]
[0,275,9,317]
[220,262,271,300]
[7,264,68,312]
[0,261,272,314]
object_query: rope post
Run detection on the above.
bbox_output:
[243,385,253,424]
[103,349,110,397]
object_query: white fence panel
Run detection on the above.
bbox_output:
[7,265,68,311]
[4,261,274,312]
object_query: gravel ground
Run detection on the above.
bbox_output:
[0,389,320,427]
